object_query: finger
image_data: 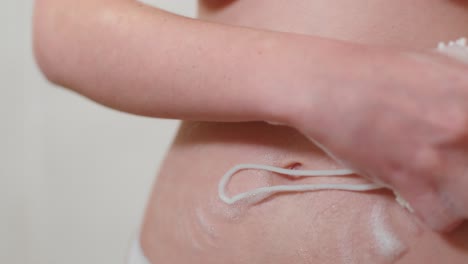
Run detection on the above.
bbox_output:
[390,171,463,233]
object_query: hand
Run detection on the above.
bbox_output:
[288,46,468,232]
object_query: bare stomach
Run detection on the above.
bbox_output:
[141,1,468,263]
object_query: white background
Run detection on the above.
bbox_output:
[1,1,196,263]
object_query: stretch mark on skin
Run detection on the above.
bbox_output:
[370,203,407,261]
[194,207,219,248]
[195,207,217,237]
[174,211,203,250]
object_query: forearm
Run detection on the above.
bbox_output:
[33,0,354,123]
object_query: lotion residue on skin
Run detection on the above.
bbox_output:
[370,202,407,261]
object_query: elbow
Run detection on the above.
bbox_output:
[33,35,59,85]
[33,0,63,84]
[33,0,133,87]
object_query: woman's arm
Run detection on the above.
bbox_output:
[33,0,468,231]
[33,0,349,122]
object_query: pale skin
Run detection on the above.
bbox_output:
[34,0,468,262]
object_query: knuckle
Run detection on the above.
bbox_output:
[409,147,442,176]
[434,106,468,144]
[447,112,468,140]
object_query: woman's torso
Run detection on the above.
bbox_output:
[141,1,468,263]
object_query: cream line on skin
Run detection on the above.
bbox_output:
[219,37,468,207]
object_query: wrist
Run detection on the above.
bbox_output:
[259,35,363,133]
